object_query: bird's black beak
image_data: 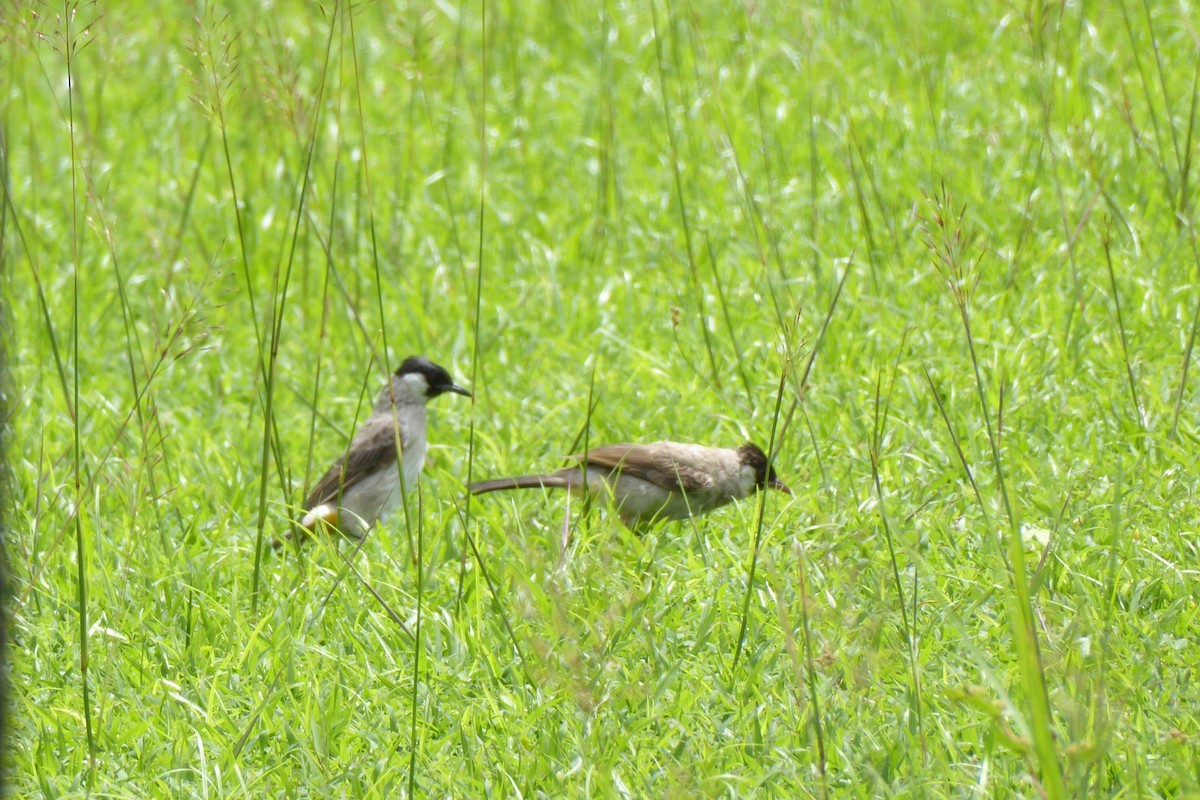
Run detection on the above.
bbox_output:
[770,477,792,495]
[447,383,472,399]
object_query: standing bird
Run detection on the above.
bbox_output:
[287,356,470,545]
[469,441,790,530]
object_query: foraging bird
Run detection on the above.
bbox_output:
[287,356,470,545]
[469,441,790,530]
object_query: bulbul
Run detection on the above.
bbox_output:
[288,356,470,545]
[469,441,790,530]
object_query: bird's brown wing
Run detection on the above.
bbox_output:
[575,443,714,494]
[304,420,401,508]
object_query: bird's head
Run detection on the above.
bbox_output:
[381,356,472,407]
[737,442,791,495]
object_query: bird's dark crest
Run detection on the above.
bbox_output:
[396,355,465,396]
[737,442,780,489]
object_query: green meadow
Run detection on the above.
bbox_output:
[5,0,1200,795]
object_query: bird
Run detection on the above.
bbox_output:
[283,355,470,546]
[469,441,790,530]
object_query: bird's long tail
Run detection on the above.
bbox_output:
[469,474,574,494]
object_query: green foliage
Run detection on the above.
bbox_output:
[5,0,1200,796]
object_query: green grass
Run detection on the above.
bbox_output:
[5,0,1200,796]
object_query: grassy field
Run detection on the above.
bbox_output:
[5,0,1200,796]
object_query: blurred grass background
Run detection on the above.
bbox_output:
[4,0,1200,795]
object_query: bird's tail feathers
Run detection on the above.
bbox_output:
[469,474,573,494]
